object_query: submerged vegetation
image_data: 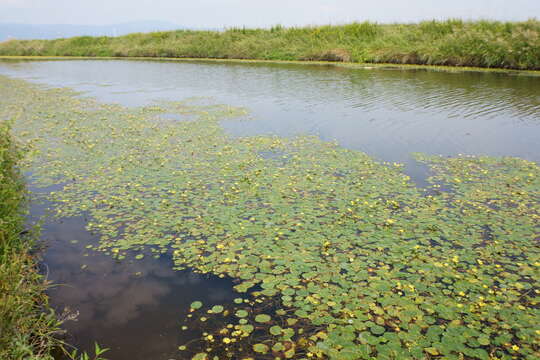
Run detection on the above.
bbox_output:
[0,19,539,70]
[1,74,539,360]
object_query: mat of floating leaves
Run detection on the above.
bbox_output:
[1,75,538,360]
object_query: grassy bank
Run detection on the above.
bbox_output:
[0,19,539,70]
[0,122,60,359]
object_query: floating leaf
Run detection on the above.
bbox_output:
[235,310,248,318]
[192,353,207,360]
[252,343,269,354]
[370,325,385,335]
[255,314,271,323]
[190,301,203,310]
[269,325,282,336]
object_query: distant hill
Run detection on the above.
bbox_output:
[0,21,183,41]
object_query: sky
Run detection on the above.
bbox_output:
[1,0,539,27]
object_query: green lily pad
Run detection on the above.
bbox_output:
[253,343,269,354]
[370,325,386,335]
[190,301,203,310]
[269,325,282,336]
[477,335,490,346]
[235,309,248,318]
[192,353,207,360]
[255,314,271,323]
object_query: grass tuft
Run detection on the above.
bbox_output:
[0,121,61,360]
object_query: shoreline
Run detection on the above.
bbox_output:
[0,122,61,359]
[1,55,540,76]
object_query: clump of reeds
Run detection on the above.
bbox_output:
[0,19,538,70]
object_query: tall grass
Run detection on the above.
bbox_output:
[0,19,538,69]
[1,109,108,360]
[0,121,60,360]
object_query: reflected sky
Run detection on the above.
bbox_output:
[1,60,538,164]
[1,59,538,184]
[29,184,237,360]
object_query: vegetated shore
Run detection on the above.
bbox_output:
[0,123,61,359]
[0,19,538,70]
[2,56,540,77]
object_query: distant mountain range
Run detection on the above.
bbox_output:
[0,21,184,41]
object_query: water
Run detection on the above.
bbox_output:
[1,59,539,359]
[29,183,237,360]
[1,60,539,164]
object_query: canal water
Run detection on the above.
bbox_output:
[0,59,538,359]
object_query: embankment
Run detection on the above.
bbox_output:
[0,19,538,70]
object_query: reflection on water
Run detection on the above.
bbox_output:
[3,59,539,359]
[30,185,236,360]
[0,60,538,169]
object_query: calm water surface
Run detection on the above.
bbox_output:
[1,60,539,359]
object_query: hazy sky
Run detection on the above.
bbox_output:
[1,0,539,27]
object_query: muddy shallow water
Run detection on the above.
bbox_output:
[1,60,539,359]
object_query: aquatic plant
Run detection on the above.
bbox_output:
[1,75,538,359]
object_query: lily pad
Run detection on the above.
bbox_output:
[269,325,282,336]
[190,301,203,310]
[370,325,385,335]
[255,314,271,323]
[252,343,269,354]
[235,310,248,318]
